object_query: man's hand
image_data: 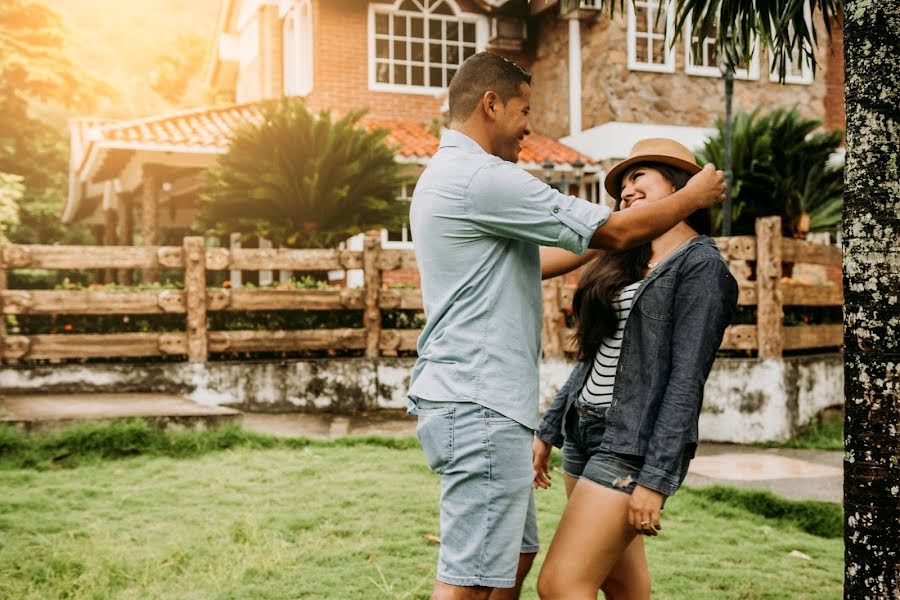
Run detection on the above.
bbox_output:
[532,437,553,489]
[627,484,665,536]
[682,163,726,209]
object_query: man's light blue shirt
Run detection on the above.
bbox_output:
[408,129,611,430]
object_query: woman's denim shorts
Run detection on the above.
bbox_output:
[562,402,691,502]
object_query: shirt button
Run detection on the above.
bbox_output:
[552,206,560,213]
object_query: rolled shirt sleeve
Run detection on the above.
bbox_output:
[467,161,610,255]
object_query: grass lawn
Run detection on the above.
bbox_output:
[758,417,843,451]
[0,424,843,599]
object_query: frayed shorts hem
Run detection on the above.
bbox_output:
[520,544,540,554]
[437,573,516,588]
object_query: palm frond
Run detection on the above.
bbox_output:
[555,0,842,82]
[696,106,844,235]
[197,99,408,248]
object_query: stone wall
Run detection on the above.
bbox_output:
[701,353,844,443]
[528,12,833,139]
[1,353,842,443]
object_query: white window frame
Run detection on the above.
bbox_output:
[769,6,814,85]
[368,0,489,95]
[683,18,721,77]
[381,183,415,249]
[627,0,675,73]
[282,0,313,96]
[683,16,760,80]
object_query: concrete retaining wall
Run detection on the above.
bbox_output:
[0,353,842,442]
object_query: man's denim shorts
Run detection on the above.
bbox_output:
[562,402,690,502]
[410,397,539,589]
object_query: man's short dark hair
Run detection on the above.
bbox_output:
[448,52,532,121]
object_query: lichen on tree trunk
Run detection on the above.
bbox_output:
[842,2,900,598]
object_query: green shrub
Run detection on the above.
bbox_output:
[697,107,843,237]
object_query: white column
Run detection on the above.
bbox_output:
[258,237,274,286]
[568,17,582,136]
[229,232,242,289]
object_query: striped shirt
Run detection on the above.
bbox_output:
[579,280,643,407]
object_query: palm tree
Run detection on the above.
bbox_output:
[197,99,408,248]
[696,107,843,237]
[553,1,895,596]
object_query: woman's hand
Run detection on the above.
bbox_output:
[532,437,553,489]
[628,484,665,536]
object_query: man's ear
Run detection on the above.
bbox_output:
[481,91,500,121]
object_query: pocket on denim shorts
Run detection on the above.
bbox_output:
[416,405,455,474]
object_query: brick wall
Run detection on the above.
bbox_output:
[302,0,445,120]
[237,0,526,121]
[823,16,845,136]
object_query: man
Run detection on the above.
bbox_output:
[408,52,725,600]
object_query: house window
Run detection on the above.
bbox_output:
[684,19,720,77]
[684,18,760,80]
[369,0,487,94]
[382,183,415,248]
[770,42,814,85]
[769,8,814,85]
[283,0,313,96]
[627,0,675,73]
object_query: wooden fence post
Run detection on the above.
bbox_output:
[363,232,382,359]
[103,208,117,284]
[756,217,784,358]
[117,195,134,285]
[541,279,564,358]
[183,237,208,362]
[141,166,161,284]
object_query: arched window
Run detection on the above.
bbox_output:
[283,0,313,96]
[369,0,487,93]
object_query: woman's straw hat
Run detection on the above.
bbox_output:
[604,138,702,200]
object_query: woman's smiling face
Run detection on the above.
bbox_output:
[619,165,676,209]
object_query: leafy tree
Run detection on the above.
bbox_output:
[696,107,843,237]
[197,100,408,248]
[150,34,208,104]
[0,0,109,247]
[0,0,109,110]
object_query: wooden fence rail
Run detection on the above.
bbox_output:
[0,217,842,364]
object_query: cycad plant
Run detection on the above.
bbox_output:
[696,107,843,237]
[197,99,407,248]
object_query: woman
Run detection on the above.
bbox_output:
[533,139,739,600]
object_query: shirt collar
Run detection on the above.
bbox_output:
[439,128,487,154]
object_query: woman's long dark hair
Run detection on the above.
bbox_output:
[572,162,710,360]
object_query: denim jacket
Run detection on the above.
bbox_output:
[537,236,739,496]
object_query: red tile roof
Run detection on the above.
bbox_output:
[80,102,592,166]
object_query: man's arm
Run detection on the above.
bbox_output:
[540,247,600,279]
[589,164,726,251]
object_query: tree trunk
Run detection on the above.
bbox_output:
[842,3,900,598]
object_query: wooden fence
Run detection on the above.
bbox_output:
[0,216,842,364]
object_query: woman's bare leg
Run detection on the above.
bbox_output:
[536,480,639,600]
[600,536,651,600]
